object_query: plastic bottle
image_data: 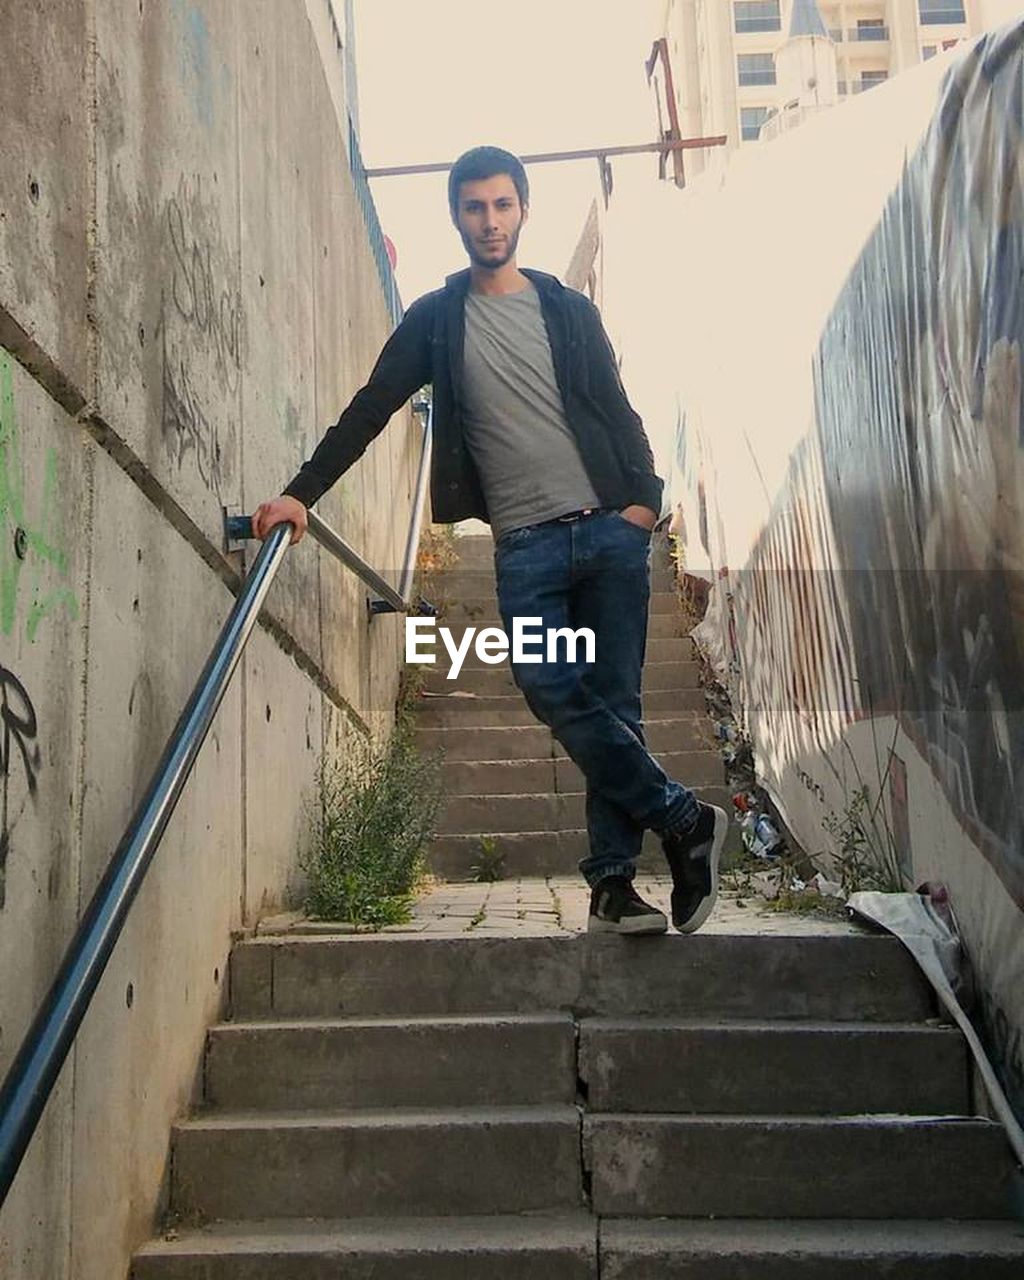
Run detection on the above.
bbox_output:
[753,814,782,856]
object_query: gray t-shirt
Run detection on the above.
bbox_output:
[462,282,600,537]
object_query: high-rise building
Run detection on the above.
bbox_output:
[652,0,995,178]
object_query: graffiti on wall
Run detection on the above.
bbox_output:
[156,172,242,498]
[816,34,1024,906]
[0,351,80,907]
[0,667,40,909]
[0,355,80,644]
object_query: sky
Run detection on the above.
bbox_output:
[351,0,665,302]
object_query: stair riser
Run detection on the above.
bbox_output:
[586,1118,1016,1219]
[427,832,651,880]
[436,785,728,836]
[450,533,673,564]
[601,1247,1024,1279]
[579,1025,969,1114]
[435,610,689,642]
[438,793,564,834]
[443,758,558,794]
[441,751,724,795]
[133,1246,595,1280]
[414,719,714,761]
[418,688,706,728]
[446,635,686,667]
[437,570,678,598]
[427,786,734,875]
[421,664,703,698]
[206,1020,576,1110]
[416,725,552,761]
[230,936,935,1022]
[419,699,545,728]
[555,752,724,790]
[446,591,681,622]
[172,1118,583,1219]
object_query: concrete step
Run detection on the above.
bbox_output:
[437,567,678,598]
[434,634,690,671]
[442,756,559,794]
[450,535,680,565]
[441,750,724,795]
[445,590,681,624]
[578,1019,969,1114]
[427,788,734,877]
[417,686,704,722]
[437,792,567,835]
[133,1213,597,1279]
[553,750,724,791]
[648,611,688,639]
[134,1215,1024,1280]
[414,717,715,762]
[450,532,674,568]
[584,1114,1017,1219]
[434,608,688,641]
[418,693,542,728]
[416,723,552,761]
[453,532,675,563]
[421,661,704,698]
[230,935,935,1023]
[171,1105,583,1220]
[435,784,726,836]
[206,1014,576,1110]
[599,1219,1024,1279]
[424,827,727,882]
[450,535,497,567]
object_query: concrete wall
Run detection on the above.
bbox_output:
[0,2,419,1277]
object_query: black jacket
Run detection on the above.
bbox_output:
[284,267,664,524]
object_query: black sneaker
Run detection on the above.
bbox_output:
[588,876,668,935]
[661,803,728,933]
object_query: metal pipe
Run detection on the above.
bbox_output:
[363,136,728,178]
[228,403,435,615]
[305,510,407,612]
[396,401,433,604]
[0,523,294,1207]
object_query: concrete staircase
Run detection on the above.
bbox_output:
[130,531,1024,1276]
[132,931,1024,1276]
[417,532,731,880]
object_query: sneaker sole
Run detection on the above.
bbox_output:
[675,804,728,934]
[587,912,668,936]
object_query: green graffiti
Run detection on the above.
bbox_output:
[0,352,80,642]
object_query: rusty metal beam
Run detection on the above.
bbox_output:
[362,137,728,178]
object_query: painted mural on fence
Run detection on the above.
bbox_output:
[813,25,1024,908]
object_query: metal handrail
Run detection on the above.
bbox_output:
[227,399,436,618]
[0,399,435,1206]
[0,523,292,1205]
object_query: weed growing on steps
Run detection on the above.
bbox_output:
[723,781,902,921]
[470,835,506,882]
[300,716,442,929]
[548,880,565,929]
[821,783,903,894]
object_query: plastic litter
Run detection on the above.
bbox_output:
[733,792,783,858]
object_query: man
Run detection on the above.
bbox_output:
[253,145,727,936]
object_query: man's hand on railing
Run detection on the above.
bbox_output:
[252,496,309,544]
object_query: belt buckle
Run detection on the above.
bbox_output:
[558,507,596,523]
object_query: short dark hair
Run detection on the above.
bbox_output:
[448,146,529,220]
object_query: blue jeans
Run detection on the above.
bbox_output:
[493,510,698,886]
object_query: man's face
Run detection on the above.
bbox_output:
[453,174,528,270]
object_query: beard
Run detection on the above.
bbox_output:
[460,218,523,270]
